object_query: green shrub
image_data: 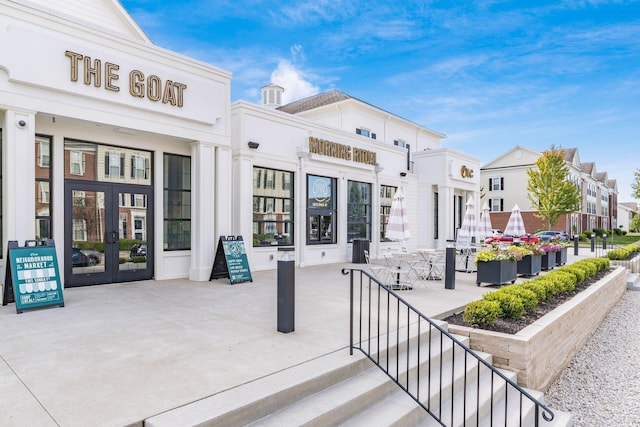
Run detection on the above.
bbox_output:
[535,276,563,297]
[559,266,586,283]
[501,285,538,312]
[483,292,525,319]
[607,248,630,260]
[463,300,502,327]
[589,257,610,271]
[575,260,597,277]
[549,270,577,292]
[578,233,588,241]
[521,281,549,301]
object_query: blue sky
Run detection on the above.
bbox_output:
[120,0,640,200]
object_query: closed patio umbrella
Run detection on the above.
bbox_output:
[457,196,476,246]
[504,204,526,237]
[477,201,493,242]
[385,187,411,242]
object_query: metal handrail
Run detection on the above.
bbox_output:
[343,267,555,426]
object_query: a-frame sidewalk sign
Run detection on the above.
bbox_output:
[2,239,64,314]
[209,235,253,284]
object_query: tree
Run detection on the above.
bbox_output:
[526,146,581,230]
[631,169,640,199]
[631,214,640,233]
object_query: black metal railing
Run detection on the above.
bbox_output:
[343,268,555,426]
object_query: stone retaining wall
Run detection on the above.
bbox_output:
[447,267,627,391]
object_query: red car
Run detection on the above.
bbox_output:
[484,234,541,244]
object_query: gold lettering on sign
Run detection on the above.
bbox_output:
[83,56,101,87]
[308,137,377,165]
[460,165,474,178]
[105,62,120,92]
[129,70,145,98]
[65,50,187,107]
[65,51,83,81]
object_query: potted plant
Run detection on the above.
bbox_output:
[540,242,562,270]
[475,245,522,286]
[552,238,570,266]
[514,243,543,277]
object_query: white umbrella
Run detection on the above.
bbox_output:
[385,187,411,242]
[504,204,526,236]
[457,196,476,246]
[477,201,493,242]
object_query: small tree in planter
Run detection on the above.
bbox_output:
[475,245,523,286]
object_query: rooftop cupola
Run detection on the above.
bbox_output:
[261,83,284,108]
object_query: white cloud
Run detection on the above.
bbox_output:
[270,59,319,103]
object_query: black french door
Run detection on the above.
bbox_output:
[64,181,153,287]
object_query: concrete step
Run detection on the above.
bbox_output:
[145,323,447,427]
[146,318,571,427]
[247,327,465,426]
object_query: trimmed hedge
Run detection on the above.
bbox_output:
[462,258,609,328]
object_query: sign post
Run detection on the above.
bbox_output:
[3,240,64,314]
[209,236,253,284]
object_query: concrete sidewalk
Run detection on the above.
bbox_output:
[0,248,594,426]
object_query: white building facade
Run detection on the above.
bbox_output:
[1,0,232,290]
[232,89,481,271]
[480,146,618,235]
[2,0,482,291]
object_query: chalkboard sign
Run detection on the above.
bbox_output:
[3,240,64,314]
[209,236,253,284]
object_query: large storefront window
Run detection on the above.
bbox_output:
[163,154,191,250]
[307,175,336,244]
[36,135,52,240]
[380,185,396,242]
[347,180,371,242]
[253,167,294,246]
[0,129,2,258]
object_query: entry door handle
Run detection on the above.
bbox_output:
[105,231,119,244]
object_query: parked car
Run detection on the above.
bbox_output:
[72,247,91,267]
[130,243,147,258]
[534,230,570,242]
[484,234,541,244]
[81,249,102,265]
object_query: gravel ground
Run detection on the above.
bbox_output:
[545,289,640,426]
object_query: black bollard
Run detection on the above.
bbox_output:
[445,247,456,290]
[277,247,295,333]
[574,235,579,256]
[602,234,607,250]
[590,235,595,252]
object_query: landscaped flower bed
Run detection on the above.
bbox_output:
[445,258,627,391]
[463,258,609,328]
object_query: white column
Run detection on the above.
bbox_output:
[438,184,454,248]
[233,155,254,261]
[3,110,36,247]
[188,141,225,281]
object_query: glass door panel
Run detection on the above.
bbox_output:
[70,189,106,276]
[118,191,149,273]
[65,182,153,287]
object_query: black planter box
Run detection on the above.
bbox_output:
[476,259,517,286]
[556,247,567,266]
[541,251,557,270]
[517,254,542,277]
